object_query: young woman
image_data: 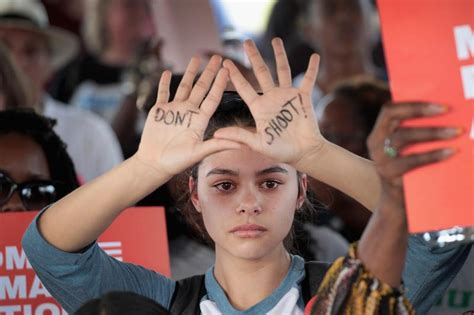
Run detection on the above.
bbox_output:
[23,39,458,314]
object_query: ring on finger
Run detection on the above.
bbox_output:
[383,137,398,158]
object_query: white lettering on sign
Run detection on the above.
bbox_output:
[0,275,52,300]
[0,275,27,299]
[454,25,474,60]
[461,64,474,99]
[0,305,21,315]
[4,246,32,270]
[453,24,474,140]
[0,304,67,315]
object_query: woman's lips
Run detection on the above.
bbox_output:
[230,224,267,238]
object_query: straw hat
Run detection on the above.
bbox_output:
[0,0,79,70]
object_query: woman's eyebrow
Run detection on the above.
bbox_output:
[206,168,239,177]
[256,166,288,176]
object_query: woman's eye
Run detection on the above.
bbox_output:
[261,180,280,190]
[214,182,235,192]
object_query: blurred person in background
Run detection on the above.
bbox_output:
[41,0,84,43]
[294,0,385,105]
[312,77,388,241]
[0,109,80,212]
[0,0,123,182]
[258,0,314,79]
[49,0,161,156]
[0,42,32,109]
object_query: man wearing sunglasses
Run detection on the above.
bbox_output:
[0,109,79,212]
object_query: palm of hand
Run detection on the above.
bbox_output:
[136,56,241,178]
[249,88,321,164]
[215,39,323,167]
[138,102,204,174]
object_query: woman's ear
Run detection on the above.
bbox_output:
[189,176,201,213]
[297,173,308,209]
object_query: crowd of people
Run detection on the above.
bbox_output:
[0,0,472,314]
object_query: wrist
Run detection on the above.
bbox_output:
[130,153,173,187]
[293,137,329,174]
[376,195,408,228]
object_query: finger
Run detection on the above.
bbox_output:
[390,126,463,149]
[174,56,201,101]
[373,103,449,135]
[156,70,172,104]
[378,147,456,179]
[243,39,275,92]
[213,126,260,149]
[223,59,259,105]
[188,55,222,106]
[199,68,229,117]
[271,38,292,88]
[299,54,320,96]
[196,138,243,159]
[368,103,450,152]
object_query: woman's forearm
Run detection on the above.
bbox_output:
[38,155,171,252]
[297,140,381,211]
[357,198,408,287]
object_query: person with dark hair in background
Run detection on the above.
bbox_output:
[0,109,80,212]
[0,0,123,182]
[258,0,314,79]
[49,0,161,156]
[294,0,385,106]
[311,76,389,241]
[74,292,170,315]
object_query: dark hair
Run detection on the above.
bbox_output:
[0,43,32,109]
[177,92,316,252]
[331,76,391,132]
[0,108,79,197]
[74,291,170,315]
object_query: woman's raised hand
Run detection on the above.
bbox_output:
[367,102,460,207]
[214,38,324,168]
[136,55,241,178]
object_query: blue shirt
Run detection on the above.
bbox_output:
[22,211,472,314]
[22,211,307,314]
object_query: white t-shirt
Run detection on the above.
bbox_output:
[43,95,123,182]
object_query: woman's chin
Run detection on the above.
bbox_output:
[218,239,283,261]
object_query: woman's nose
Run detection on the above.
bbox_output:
[1,192,27,212]
[236,187,262,215]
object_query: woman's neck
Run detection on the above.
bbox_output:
[213,245,291,311]
[316,49,376,93]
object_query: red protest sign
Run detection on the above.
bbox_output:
[0,207,170,314]
[377,0,474,233]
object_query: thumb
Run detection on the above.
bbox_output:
[213,127,260,149]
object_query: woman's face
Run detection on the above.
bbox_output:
[0,133,50,212]
[192,146,305,261]
[307,0,368,56]
[105,0,156,53]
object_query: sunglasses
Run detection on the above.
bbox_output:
[0,172,61,211]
